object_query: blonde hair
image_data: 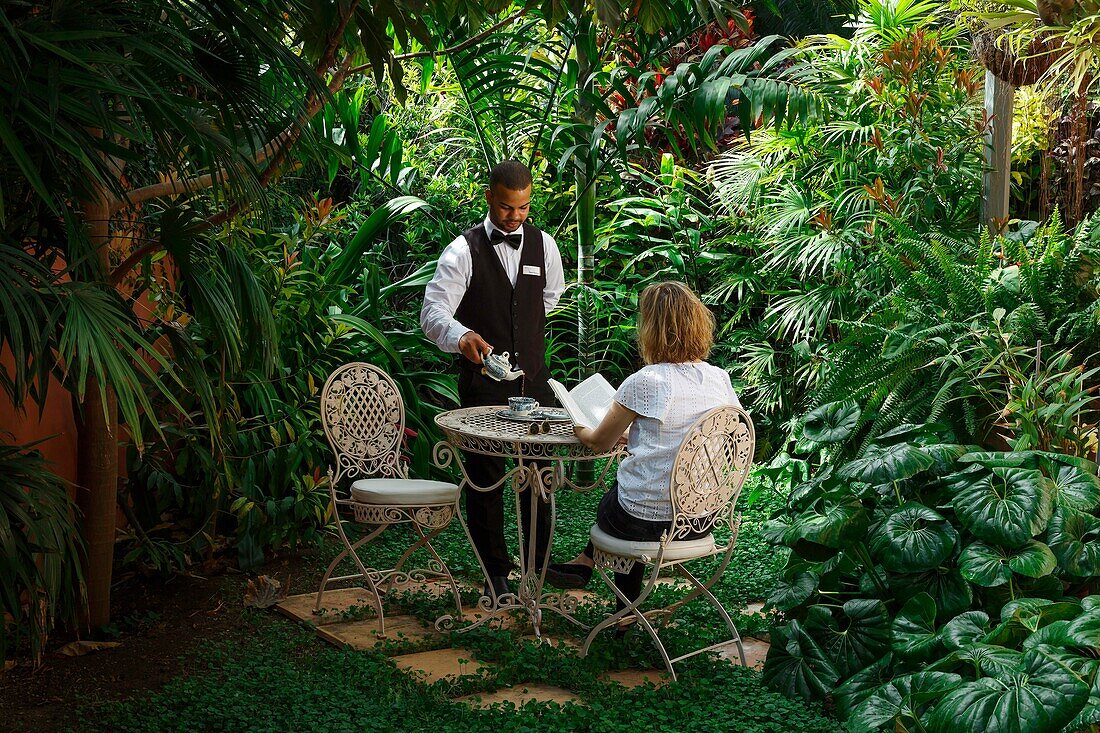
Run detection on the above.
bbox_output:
[636,281,715,365]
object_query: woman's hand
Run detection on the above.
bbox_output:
[575,401,636,453]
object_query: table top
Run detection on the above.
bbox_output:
[434,406,621,461]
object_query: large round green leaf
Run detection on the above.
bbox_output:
[952,467,1053,547]
[941,611,991,650]
[985,600,1083,647]
[762,619,842,701]
[804,599,891,679]
[927,646,1089,733]
[1047,506,1100,577]
[767,570,819,611]
[801,400,860,443]
[833,653,894,721]
[959,451,1039,469]
[892,592,940,659]
[959,541,1057,588]
[849,672,962,733]
[899,568,973,621]
[959,542,1013,587]
[839,443,935,485]
[788,496,868,549]
[1007,541,1057,578]
[870,502,956,573]
[1050,464,1100,512]
[1065,610,1100,647]
[954,643,1025,677]
[1021,620,1073,650]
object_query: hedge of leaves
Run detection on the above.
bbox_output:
[763,410,1100,733]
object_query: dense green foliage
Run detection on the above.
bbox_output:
[0,446,84,664]
[89,613,834,733]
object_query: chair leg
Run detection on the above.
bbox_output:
[680,566,745,667]
[386,522,436,593]
[316,521,388,634]
[420,524,464,618]
[580,560,667,667]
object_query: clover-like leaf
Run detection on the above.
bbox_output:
[952,467,1053,547]
[839,443,935,485]
[801,400,861,443]
[870,503,956,573]
[1047,506,1100,577]
[927,646,1089,733]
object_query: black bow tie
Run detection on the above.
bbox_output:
[490,229,522,249]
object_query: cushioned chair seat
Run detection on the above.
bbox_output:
[589,525,716,562]
[350,479,459,506]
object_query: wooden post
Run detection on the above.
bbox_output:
[981,71,1015,229]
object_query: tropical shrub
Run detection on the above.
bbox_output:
[708,0,985,439]
[0,445,84,665]
[809,214,1100,447]
[763,413,1100,732]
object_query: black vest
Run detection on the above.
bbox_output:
[454,222,550,390]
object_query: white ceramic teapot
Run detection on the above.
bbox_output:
[481,350,524,382]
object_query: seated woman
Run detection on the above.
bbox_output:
[545,281,741,605]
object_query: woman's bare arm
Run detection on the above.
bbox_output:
[573,400,636,453]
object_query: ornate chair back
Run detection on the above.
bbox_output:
[320,362,409,485]
[667,405,755,541]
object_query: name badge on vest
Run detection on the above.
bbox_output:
[522,265,541,276]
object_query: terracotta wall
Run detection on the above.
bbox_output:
[0,347,79,488]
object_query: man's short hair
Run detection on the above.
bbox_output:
[489,160,533,191]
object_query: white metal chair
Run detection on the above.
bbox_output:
[580,405,755,680]
[315,362,462,635]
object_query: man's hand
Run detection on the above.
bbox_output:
[458,331,492,365]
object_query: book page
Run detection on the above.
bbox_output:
[549,375,616,429]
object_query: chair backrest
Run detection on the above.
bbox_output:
[320,362,408,482]
[668,405,755,539]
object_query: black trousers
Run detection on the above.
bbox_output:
[584,484,706,610]
[459,368,554,578]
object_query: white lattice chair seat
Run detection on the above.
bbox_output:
[350,478,460,506]
[589,525,716,562]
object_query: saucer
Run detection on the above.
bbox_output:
[496,408,570,423]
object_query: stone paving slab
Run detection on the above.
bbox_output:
[392,647,491,684]
[277,588,379,626]
[716,637,770,670]
[317,614,440,652]
[602,669,670,689]
[455,683,582,709]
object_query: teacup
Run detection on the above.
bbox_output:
[508,397,539,416]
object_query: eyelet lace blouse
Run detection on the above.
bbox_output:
[614,361,741,522]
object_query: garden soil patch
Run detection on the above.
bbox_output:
[0,552,316,733]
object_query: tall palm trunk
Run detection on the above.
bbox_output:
[575,15,596,378]
[76,191,118,629]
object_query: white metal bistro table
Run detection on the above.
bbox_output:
[432,406,622,637]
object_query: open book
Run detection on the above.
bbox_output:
[548,374,616,429]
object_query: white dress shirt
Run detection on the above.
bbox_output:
[420,216,566,353]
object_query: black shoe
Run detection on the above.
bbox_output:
[544,563,593,590]
[482,575,511,599]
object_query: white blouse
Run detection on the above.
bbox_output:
[614,362,741,522]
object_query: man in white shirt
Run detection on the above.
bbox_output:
[420,160,565,600]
